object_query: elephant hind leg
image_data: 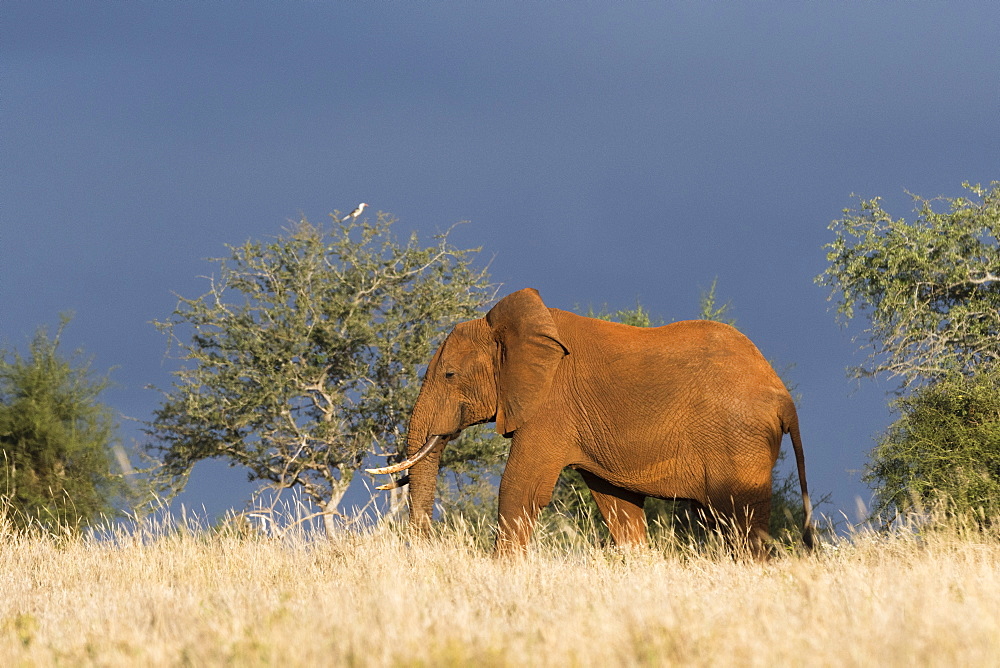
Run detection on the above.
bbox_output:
[714,493,772,561]
[578,470,648,548]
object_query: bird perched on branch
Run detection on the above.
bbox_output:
[342,202,368,222]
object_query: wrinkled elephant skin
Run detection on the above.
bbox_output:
[372,288,813,557]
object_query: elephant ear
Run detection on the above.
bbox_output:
[486,288,569,436]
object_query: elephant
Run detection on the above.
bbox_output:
[368,288,813,557]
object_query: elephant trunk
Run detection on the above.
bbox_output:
[366,395,446,531]
[406,441,444,532]
[401,405,445,532]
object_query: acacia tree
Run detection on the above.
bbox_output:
[818,182,1000,521]
[145,212,493,532]
[1,316,126,531]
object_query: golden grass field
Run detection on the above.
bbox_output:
[3,508,999,667]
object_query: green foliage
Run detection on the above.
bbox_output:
[817,182,1000,388]
[866,371,1000,525]
[145,212,493,523]
[0,316,126,531]
[585,302,663,327]
[698,277,736,326]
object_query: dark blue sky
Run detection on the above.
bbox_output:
[4,3,998,524]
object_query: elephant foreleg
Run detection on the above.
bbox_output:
[495,438,564,556]
[578,470,648,548]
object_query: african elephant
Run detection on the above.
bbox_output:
[369,288,813,557]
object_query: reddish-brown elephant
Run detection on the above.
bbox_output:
[369,288,813,557]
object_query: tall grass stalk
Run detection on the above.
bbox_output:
[3,501,999,666]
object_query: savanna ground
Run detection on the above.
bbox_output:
[3,504,999,667]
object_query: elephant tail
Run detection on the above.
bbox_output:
[784,409,815,550]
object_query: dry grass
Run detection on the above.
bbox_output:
[2,507,999,667]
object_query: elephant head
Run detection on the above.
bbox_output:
[367,288,568,528]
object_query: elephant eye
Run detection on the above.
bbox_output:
[444,370,456,379]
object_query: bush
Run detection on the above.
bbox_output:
[866,371,1000,525]
[1,317,127,531]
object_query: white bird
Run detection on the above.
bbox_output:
[342,202,368,222]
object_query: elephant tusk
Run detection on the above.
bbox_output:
[365,435,443,475]
[375,475,410,491]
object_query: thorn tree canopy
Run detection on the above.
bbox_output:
[817,181,1000,389]
[145,212,493,531]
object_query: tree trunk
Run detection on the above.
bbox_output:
[322,480,348,536]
